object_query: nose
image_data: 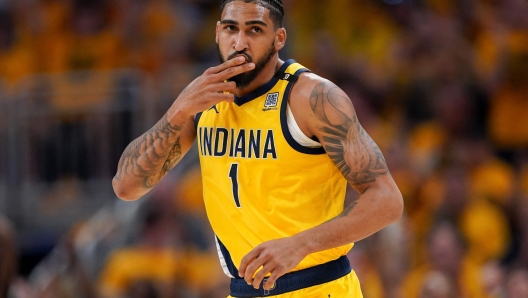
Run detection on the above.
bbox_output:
[233,31,248,52]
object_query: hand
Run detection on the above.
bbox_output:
[238,237,307,290]
[173,56,255,116]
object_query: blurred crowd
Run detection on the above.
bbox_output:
[1,0,528,297]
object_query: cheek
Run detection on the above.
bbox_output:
[218,34,234,50]
[217,39,230,56]
[252,42,271,58]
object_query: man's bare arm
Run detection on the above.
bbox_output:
[239,77,403,290]
[310,81,388,185]
[112,112,196,200]
[113,56,256,200]
[298,79,403,250]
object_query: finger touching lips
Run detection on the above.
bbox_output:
[229,53,251,63]
[238,55,249,63]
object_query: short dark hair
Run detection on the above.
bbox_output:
[220,0,284,30]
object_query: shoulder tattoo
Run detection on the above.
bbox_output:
[309,82,389,186]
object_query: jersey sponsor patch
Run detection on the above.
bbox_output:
[263,92,279,111]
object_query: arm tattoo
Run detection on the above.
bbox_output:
[342,197,360,215]
[144,137,182,187]
[115,114,185,188]
[309,82,389,187]
[327,194,360,223]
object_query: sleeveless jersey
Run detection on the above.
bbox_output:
[195,59,353,278]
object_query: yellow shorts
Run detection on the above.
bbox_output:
[227,270,363,298]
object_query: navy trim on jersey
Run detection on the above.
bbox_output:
[230,255,351,297]
[194,111,203,130]
[217,236,239,277]
[234,59,296,106]
[280,68,326,155]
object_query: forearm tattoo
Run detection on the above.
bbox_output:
[115,114,185,188]
[309,82,389,187]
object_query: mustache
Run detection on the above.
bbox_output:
[227,51,252,62]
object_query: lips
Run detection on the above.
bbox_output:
[231,53,251,63]
[235,55,249,62]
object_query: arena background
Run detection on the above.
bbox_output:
[1,0,528,297]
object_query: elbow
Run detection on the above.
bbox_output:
[112,177,142,201]
[375,182,404,225]
[388,189,404,224]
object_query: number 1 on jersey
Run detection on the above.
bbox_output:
[228,163,241,208]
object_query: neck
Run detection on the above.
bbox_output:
[235,55,284,97]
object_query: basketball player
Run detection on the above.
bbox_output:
[113,0,403,297]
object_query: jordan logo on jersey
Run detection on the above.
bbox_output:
[198,127,277,159]
[263,92,279,111]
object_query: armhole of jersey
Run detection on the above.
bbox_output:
[280,69,326,155]
[215,235,238,278]
[286,103,322,147]
[194,111,203,130]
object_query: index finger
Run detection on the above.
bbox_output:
[238,248,261,278]
[214,62,255,82]
[207,56,247,74]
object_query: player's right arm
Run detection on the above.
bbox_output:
[112,57,255,201]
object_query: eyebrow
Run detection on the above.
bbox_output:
[220,19,268,27]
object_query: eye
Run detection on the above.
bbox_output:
[225,25,237,31]
[250,26,263,33]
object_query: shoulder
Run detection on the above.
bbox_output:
[291,72,353,107]
[291,72,332,101]
[290,71,355,123]
[288,71,356,138]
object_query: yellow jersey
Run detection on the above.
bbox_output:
[195,59,352,278]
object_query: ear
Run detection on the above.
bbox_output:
[215,21,220,44]
[275,28,287,51]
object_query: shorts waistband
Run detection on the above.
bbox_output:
[230,255,351,297]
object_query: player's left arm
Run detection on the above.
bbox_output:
[239,75,403,290]
[301,77,403,241]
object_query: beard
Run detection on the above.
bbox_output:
[218,41,277,88]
